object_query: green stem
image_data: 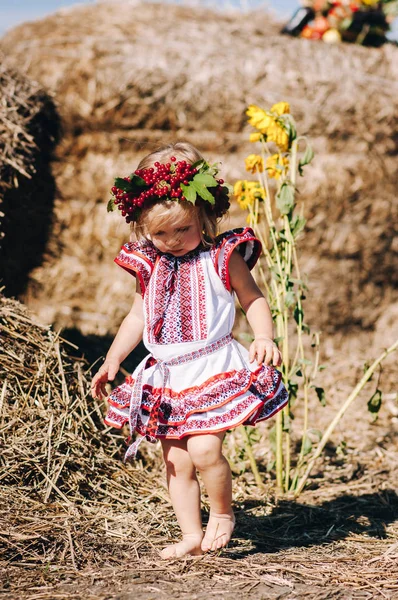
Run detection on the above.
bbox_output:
[275,410,283,490]
[284,412,291,492]
[295,340,398,496]
[241,426,263,487]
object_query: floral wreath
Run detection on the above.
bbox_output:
[108,157,231,223]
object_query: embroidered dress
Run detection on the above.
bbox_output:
[105,227,288,457]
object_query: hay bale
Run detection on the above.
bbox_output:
[1,2,397,334]
[0,62,60,297]
[0,293,179,566]
[0,293,122,500]
[1,2,397,144]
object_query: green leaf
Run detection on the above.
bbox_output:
[302,436,312,456]
[285,290,296,308]
[291,215,306,238]
[318,365,327,371]
[192,159,206,170]
[129,174,146,187]
[193,173,218,187]
[294,302,303,325]
[298,143,314,176]
[191,180,216,204]
[288,381,298,400]
[336,440,347,457]
[367,389,382,415]
[282,412,290,433]
[114,175,146,193]
[107,198,115,212]
[180,183,197,203]
[363,361,373,381]
[276,182,295,215]
[266,460,276,473]
[114,177,133,192]
[307,428,323,442]
[314,386,326,406]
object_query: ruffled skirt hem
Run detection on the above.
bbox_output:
[104,366,288,439]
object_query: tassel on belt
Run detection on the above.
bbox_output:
[124,333,233,460]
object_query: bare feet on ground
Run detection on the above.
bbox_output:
[160,532,204,559]
[201,511,235,552]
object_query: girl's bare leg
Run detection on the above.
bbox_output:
[187,433,235,552]
[160,438,204,558]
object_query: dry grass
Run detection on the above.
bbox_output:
[0,61,59,297]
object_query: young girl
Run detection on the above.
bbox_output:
[91,142,288,559]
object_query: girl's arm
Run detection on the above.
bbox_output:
[229,250,281,367]
[91,279,145,399]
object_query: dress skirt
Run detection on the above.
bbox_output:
[105,334,288,441]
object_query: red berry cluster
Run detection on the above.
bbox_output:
[135,158,198,201]
[110,157,229,223]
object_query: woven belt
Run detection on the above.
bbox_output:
[124,333,233,460]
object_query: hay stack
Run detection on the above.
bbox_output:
[0,293,124,501]
[1,2,397,335]
[0,293,184,566]
[0,62,60,297]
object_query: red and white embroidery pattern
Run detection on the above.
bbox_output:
[114,241,158,295]
[106,358,284,433]
[211,227,262,291]
[145,253,207,344]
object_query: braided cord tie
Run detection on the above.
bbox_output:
[124,333,233,461]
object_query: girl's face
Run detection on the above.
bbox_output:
[145,202,202,256]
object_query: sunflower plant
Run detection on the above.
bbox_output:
[235,102,321,493]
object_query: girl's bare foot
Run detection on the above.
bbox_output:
[201,511,235,552]
[160,532,204,559]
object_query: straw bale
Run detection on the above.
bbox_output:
[0,2,397,335]
[1,2,397,143]
[0,61,60,297]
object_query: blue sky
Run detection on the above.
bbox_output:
[0,0,396,38]
[0,0,296,35]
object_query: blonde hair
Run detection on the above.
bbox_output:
[132,142,219,242]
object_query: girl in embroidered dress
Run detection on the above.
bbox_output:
[91,142,288,559]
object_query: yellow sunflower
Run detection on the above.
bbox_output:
[234,180,266,210]
[266,122,290,152]
[266,154,289,179]
[246,105,274,134]
[271,102,290,116]
[249,132,262,143]
[245,154,264,174]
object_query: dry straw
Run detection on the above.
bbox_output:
[0,293,175,564]
[0,61,60,297]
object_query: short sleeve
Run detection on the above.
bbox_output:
[212,227,262,291]
[114,240,158,296]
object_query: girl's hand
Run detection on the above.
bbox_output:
[249,337,282,367]
[91,358,120,399]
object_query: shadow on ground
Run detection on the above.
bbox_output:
[232,489,398,556]
[61,327,148,384]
